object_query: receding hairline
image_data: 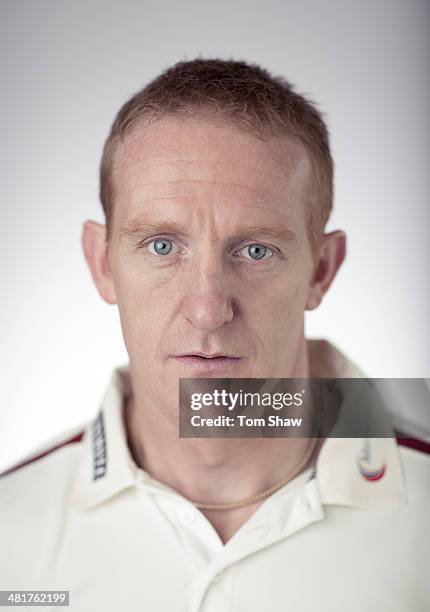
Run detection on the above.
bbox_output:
[104,112,323,263]
[110,112,313,195]
[99,58,334,258]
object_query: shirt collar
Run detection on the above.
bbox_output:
[71,366,137,510]
[71,340,406,511]
[309,340,405,509]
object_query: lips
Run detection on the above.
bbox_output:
[178,352,239,359]
[173,354,242,373]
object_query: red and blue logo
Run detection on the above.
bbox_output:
[358,462,386,481]
[358,439,386,482]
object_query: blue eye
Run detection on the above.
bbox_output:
[148,238,174,255]
[238,244,273,260]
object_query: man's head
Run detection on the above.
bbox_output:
[99,58,334,257]
[82,58,346,424]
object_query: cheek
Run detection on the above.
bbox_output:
[251,274,310,345]
[255,270,309,316]
[112,261,179,352]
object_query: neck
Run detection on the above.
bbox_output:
[124,335,320,543]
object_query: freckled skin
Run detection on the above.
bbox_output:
[82,115,346,540]
[104,117,317,426]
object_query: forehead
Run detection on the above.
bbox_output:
[111,116,311,224]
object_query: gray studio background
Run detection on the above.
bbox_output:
[1,0,429,470]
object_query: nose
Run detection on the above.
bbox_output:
[182,256,234,332]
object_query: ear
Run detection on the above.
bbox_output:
[81,220,117,305]
[305,230,346,311]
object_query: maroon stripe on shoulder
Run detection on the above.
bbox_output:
[0,431,85,478]
[395,431,430,455]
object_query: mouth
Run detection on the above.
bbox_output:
[172,354,242,373]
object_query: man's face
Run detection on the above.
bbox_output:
[105,116,316,420]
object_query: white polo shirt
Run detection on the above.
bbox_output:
[1,340,429,611]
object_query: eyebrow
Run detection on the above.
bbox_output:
[119,217,296,243]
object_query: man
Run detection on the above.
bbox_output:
[1,58,429,611]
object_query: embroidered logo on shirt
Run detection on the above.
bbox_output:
[358,438,386,482]
[92,411,107,480]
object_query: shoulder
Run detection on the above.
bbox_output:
[1,427,86,476]
[0,424,87,479]
[395,432,430,456]
[0,425,87,525]
[395,431,430,468]
[0,425,89,586]
[395,431,430,504]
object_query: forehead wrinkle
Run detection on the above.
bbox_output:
[112,122,313,226]
[230,198,291,220]
[113,129,306,194]
[136,195,194,201]
[115,157,289,197]
[127,178,281,200]
[120,156,288,185]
